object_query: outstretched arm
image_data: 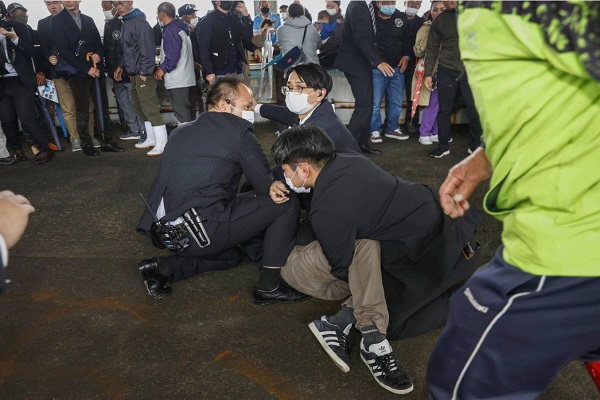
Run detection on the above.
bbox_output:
[439,148,492,218]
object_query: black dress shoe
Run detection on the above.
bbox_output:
[406,124,419,135]
[101,142,125,152]
[137,257,172,299]
[34,151,54,165]
[14,149,27,161]
[253,278,311,305]
[360,144,382,155]
[83,144,99,156]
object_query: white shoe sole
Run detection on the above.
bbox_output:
[430,150,450,159]
[384,134,409,141]
[419,138,433,145]
[360,352,414,395]
[308,322,350,373]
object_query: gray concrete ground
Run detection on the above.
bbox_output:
[0,122,597,399]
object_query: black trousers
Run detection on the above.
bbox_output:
[158,194,300,283]
[436,65,482,151]
[0,77,49,152]
[403,64,419,125]
[68,75,112,146]
[345,70,373,147]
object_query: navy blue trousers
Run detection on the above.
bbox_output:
[427,247,600,399]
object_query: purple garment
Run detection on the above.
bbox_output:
[420,89,439,136]
[160,19,190,73]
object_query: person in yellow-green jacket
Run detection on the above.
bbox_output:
[427,1,600,398]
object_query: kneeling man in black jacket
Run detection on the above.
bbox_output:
[271,125,481,395]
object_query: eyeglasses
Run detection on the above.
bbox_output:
[281,85,315,95]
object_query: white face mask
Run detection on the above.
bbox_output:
[104,10,115,20]
[326,8,337,16]
[285,166,311,193]
[230,104,255,124]
[188,17,199,28]
[405,7,419,16]
[285,91,318,115]
[280,12,288,20]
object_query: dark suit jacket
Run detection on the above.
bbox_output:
[308,153,481,339]
[334,1,384,76]
[138,112,273,232]
[36,16,53,77]
[258,102,361,154]
[50,9,105,77]
[1,22,36,89]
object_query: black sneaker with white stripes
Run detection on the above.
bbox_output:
[360,338,414,394]
[308,316,352,373]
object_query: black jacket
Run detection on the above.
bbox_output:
[196,9,256,75]
[36,15,53,78]
[258,102,361,154]
[1,22,36,89]
[374,10,411,66]
[399,13,424,62]
[334,1,384,76]
[50,9,105,77]
[309,154,481,339]
[120,9,156,76]
[424,8,462,76]
[138,112,273,231]
[103,18,130,82]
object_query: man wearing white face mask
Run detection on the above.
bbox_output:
[178,4,205,116]
[271,125,481,395]
[102,0,146,143]
[137,75,309,305]
[255,63,360,154]
[400,1,423,135]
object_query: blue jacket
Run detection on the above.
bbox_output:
[253,12,281,43]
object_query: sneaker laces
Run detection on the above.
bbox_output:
[380,353,400,374]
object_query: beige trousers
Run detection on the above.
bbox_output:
[53,78,95,141]
[281,240,389,334]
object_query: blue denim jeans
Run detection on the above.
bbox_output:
[370,67,404,133]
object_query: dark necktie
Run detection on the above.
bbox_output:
[367,2,377,36]
[0,39,10,75]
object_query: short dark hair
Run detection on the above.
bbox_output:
[288,3,304,18]
[157,2,176,18]
[286,63,333,103]
[260,18,273,29]
[272,125,334,169]
[206,75,244,110]
[317,10,329,20]
[279,4,288,11]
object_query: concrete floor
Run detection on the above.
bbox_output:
[0,122,597,399]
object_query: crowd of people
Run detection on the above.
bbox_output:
[1,0,599,399]
[0,0,480,166]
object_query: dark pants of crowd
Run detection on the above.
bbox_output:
[427,247,600,399]
[158,194,300,283]
[0,77,50,153]
[68,74,112,146]
[345,70,373,147]
[403,63,419,126]
[168,86,197,123]
[436,65,482,151]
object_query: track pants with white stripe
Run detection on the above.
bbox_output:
[427,247,600,399]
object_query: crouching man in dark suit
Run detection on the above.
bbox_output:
[270,125,481,394]
[137,75,309,305]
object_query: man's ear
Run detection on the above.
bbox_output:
[217,99,230,112]
[316,88,327,102]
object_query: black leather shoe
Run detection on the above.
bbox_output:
[406,124,419,135]
[360,144,382,155]
[253,278,311,305]
[101,142,125,152]
[137,257,172,299]
[83,144,99,156]
[14,149,27,161]
[34,151,54,165]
